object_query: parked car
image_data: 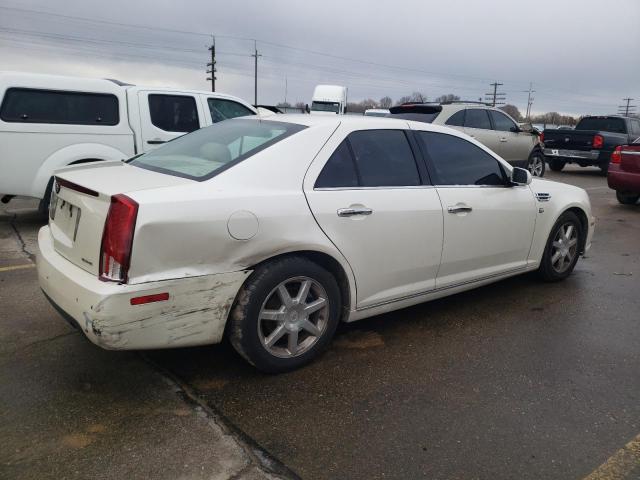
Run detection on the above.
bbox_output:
[364,108,390,117]
[607,142,640,205]
[37,115,594,372]
[542,115,640,174]
[388,102,546,176]
[0,71,257,212]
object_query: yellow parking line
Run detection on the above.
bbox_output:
[0,263,35,272]
[582,433,640,480]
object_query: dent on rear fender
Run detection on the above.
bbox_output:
[85,271,251,350]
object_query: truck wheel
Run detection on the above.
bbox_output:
[616,192,639,205]
[548,158,565,172]
[228,256,341,373]
[537,211,583,282]
[599,163,609,176]
[527,151,546,177]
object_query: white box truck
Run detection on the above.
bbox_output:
[0,72,257,212]
[310,85,348,115]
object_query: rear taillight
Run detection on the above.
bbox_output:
[539,132,544,143]
[99,194,138,283]
[611,146,622,164]
[593,134,604,149]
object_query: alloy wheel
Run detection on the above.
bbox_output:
[257,276,330,358]
[528,154,545,176]
[550,222,578,273]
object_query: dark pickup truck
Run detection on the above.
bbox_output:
[542,116,640,173]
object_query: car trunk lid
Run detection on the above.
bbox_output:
[620,145,640,173]
[49,161,192,276]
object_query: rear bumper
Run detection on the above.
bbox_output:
[543,148,605,165]
[37,226,250,350]
[607,165,640,193]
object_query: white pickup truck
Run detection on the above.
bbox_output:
[0,72,257,211]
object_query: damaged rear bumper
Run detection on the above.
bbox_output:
[37,226,250,350]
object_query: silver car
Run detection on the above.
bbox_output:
[389,102,546,176]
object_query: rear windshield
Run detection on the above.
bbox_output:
[575,117,627,134]
[387,112,440,123]
[129,118,305,180]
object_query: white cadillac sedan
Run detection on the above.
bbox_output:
[37,115,594,372]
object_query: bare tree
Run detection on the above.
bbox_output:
[379,96,393,109]
[499,104,523,122]
[434,94,460,103]
[410,92,427,103]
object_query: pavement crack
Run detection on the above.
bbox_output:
[9,215,36,263]
[140,353,300,480]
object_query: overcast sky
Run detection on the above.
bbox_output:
[1,0,638,116]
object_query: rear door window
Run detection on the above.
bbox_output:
[349,130,421,187]
[148,94,199,133]
[208,98,255,123]
[489,110,517,132]
[464,109,492,130]
[315,130,422,188]
[418,131,506,186]
[0,88,119,125]
[315,141,359,188]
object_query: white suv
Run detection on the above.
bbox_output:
[389,102,545,177]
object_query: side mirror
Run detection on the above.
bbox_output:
[518,123,534,133]
[510,167,532,186]
[510,125,522,133]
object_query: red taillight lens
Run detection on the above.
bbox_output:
[593,134,604,149]
[611,146,622,164]
[99,194,138,283]
[539,132,544,143]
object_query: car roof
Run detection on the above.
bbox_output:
[242,113,409,128]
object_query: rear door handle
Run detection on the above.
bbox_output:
[499,137,507,142]
[447,205,473,214]
[337,207,373,217]
[147,139,166,145]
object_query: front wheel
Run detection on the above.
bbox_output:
[616,191,640,205]
[228,256,341,373]
[548,158,565,172]
[527,151,546,177]
[537,211,583,282]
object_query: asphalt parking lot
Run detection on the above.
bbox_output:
[1,166,639,479]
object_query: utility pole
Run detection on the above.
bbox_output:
[251,40,261,105]
[522,83,535,120]
[284,76,288,106]
[618,97,636,116]
[206,36,216,92]
[485,81,506,107]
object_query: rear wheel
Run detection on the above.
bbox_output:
[537,211,583,282]
[228,256,341,373]
[37,177,55,217]
[616,191,640,205]
[548,158,565,172]
[527,151,546,177]
[599,162,609,175]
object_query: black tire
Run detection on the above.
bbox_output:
[228,256,341,373]
[548,158,565,172]
[527,150,546,177]
[616,191,640,205]
[537,211,583,282]
[599,162,609,176]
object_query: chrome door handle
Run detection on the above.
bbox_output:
[447,205,473,214]
[337,207,373,217]
[499,137,507,142]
